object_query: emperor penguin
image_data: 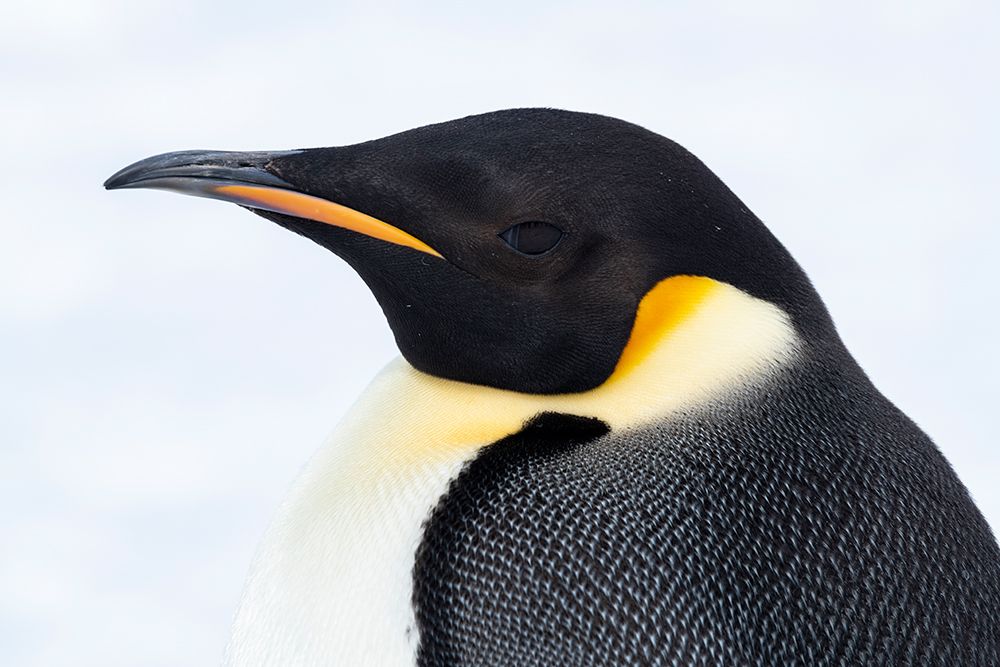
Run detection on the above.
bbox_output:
[105,109,1000,665]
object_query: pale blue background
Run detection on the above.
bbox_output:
[2,1,997,664]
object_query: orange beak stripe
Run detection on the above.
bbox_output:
[212,184,443,259]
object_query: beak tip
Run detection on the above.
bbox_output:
[103,156,162,191]
[103,149,299,194]
[103,173,128,190]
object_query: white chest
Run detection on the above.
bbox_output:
[223,369,484,666]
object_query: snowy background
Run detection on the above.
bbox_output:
[2,1,997,664]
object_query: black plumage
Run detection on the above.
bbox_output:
[414,350,1000,665]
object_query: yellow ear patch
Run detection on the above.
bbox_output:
[611,275,719,380]
[327,275,800,474]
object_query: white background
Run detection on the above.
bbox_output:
[2,1,997,664]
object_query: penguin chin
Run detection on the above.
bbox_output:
[247,209,632,394]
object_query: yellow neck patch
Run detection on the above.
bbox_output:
[611,275,719,380]
[320,275,800,474]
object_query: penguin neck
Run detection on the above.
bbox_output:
[223,276,804,663]
[357,275,802,470]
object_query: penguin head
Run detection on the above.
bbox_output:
[106,109,829,394]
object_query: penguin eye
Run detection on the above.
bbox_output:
[498,221,563,256]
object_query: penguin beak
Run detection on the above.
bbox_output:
[104,150,443,259]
